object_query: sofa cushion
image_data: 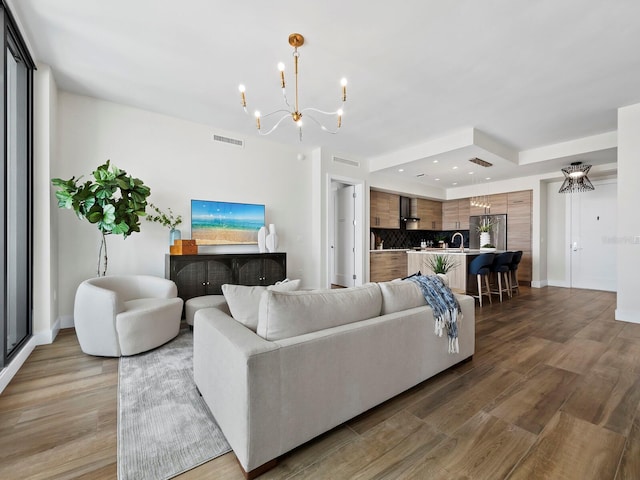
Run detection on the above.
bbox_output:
[256,283,382,341]
[378,281,426,315]
[222,279,301,331]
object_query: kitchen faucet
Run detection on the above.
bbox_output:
[451,232,464,252]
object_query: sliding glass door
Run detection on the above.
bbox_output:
[1,3,34,369]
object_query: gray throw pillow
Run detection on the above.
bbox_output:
[222,279,301,331]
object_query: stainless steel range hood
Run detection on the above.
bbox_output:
[400,196,420,228]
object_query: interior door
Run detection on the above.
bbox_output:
[570,181,617,291]
[335,185,356,287]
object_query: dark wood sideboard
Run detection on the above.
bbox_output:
[165,253,287,303]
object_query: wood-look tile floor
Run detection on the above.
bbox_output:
[1,286,639,479]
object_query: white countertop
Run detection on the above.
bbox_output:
[369,249,411,253]
[407,249,505,255]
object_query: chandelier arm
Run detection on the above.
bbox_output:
[282,90,292,109]
[257,112,293,136]
[260,109,292,119]
[305,113,339,134]
[301,104,346,116]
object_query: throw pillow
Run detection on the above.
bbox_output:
[222,279,301,331]
[256,283,382,341]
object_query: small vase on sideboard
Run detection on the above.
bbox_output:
[266,224,278,253]
[170,228,182,245]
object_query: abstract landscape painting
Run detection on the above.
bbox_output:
[191,200,265,245]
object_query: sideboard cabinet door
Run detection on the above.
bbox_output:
[166,253,287,303]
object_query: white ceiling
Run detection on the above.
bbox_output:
[10,0,640,188]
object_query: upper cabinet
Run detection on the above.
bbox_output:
[370,190,400,229]
[416,198,442,230]
[442,199,470,230]
[507,190,532,251]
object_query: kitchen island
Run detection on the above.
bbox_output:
[407,249,504,294]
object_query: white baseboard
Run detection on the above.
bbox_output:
[615,309,640,324]
[546,280,570,288]
[0,336,38,394]
[59,314,74,329]
[531,280,549,288]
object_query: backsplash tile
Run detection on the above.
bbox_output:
[371,229,469,249]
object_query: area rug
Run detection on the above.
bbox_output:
[117,330,231,480]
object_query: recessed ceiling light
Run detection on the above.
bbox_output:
[452,166,458,170]
[469,171,474,175]
[433,160,439,164]
[452,182,458,185]
[485,177,491,180]
[398,168,404,172]
[435,178,440,181]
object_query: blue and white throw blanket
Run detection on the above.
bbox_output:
[406,275,462,354]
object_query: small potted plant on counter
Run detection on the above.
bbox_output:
[426,254,459,275]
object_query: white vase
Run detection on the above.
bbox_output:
[480,231,491,248]
[266,224,278,252]
[257,226,267,253]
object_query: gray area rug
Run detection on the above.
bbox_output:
[118,330,231,480]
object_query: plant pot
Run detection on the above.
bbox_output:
[479,232,491,248]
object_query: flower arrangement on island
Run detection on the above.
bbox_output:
[476,217,495,233]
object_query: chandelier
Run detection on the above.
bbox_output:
[558,162,595,193]
[238,33,347,141]
[470,195,491,210]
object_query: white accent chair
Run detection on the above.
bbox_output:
[74,275,183,356]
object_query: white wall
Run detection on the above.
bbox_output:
[616,103,640,323]
[54,92,317,324]
[546,180,568,287]
[33,64,59,341]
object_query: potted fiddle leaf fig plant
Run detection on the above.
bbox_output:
[52,160,151,276]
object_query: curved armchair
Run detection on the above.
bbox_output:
[74,275,184,356]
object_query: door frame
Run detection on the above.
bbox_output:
[327,175,364,289]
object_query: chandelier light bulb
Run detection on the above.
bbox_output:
[277,62,285,72]
[239,84,247,108]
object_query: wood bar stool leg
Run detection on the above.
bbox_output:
[484,275,492,304]
[477,274,483,307]
[498,274,503,302]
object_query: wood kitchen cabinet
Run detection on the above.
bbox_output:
[416,198,442,230]
[442,199,470,230]
[507,190,532,284]
[165,253,287,303]
[370,250,407,282]
[370,190,400,228]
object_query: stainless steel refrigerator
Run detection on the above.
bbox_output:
[469,214,508,250]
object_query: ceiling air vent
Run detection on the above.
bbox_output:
[212,134,244,148]
[469,157,492,168]
[332,156,360,168]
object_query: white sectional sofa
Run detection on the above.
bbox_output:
[193,279,475,478]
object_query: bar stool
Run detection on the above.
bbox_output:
[491,251,514,302]
[468,253,495,307]
[509,251,523,295]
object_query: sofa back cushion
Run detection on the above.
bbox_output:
[378,280,426,315]
[222,279,301,331]
[256,283,382,341]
